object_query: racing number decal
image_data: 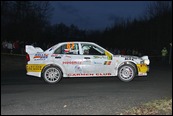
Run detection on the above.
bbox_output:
[67,42,74,49]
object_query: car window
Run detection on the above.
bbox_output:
[54,46,63,54]
[54,43,79,55]
[81,44,105,55]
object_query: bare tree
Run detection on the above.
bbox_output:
[1,1,53,41]
[146,1,172,19]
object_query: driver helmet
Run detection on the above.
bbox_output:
[83,46,90,54]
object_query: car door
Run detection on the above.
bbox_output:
[80,43,113,76]
[52,42,83,76]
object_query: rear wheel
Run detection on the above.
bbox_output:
[118,64,136,82]
[42,66,62,84]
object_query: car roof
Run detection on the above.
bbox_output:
[59,41,94,44]
[55,41,96,46]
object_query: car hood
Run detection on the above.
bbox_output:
[113,55,150,65]
[113,55,141,60]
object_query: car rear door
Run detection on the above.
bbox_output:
[52,42,84,76]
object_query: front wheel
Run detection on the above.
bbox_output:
[42,66,62,84]
[118,64,136,82]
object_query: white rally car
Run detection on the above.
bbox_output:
[25,41,150,84]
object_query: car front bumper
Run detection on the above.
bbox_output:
[136,64,149,76]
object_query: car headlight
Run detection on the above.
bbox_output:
[144,59,150,65]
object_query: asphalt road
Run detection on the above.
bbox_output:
[1,55,172,115]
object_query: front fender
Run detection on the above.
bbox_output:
[117,61,138,75]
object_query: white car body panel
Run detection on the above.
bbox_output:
[25,41,150,79]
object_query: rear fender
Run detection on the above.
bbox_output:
[41,64,64,77]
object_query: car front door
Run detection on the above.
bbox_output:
[80,43,113,76]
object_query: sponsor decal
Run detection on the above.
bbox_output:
[116,60,119,62]
[63,61,82,65]
[136,64,148,73]
[64,55,72,60]
[104,61,111,65]
[65,55,71,58]
[121,55,138,60]
[93,56,107,59]
[74,65,83,73]
[26,64,46,72]
[83,60,92,64]
[51,54,56,57]
[105,51,112,60]
[93,56,102,59]
[64,43,78,54]
[138,72,147,76]
[33,54,48,60]
[68,73,111,76]
[67,42,75,49]
[93,61,102,64]
[51,54,61,57]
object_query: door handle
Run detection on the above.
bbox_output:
[55,56,61,59]
[84,57,90,59]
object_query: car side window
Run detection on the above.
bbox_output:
[54,46,62,54]
[54,43,79,55]
[81,44,105,55]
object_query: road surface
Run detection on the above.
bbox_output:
[1,55,172,115]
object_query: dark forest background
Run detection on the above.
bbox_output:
[1,1,172,55]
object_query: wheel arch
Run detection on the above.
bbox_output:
[41,64,64,77]
[118,61,138,75]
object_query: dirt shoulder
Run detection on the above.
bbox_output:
[119,98,172,115]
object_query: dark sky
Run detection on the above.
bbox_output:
[50,1,151,30]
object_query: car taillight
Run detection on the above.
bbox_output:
[26,54,30,62]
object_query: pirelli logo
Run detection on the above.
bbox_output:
[104,61,111,65]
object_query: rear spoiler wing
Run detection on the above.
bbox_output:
[25,45,44,54]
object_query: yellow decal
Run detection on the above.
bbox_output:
[105,51,112,60]
[136,64,148,73]
[26,64,46,72]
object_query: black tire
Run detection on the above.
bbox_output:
[42,66,62,84]
[118,64,136,82]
